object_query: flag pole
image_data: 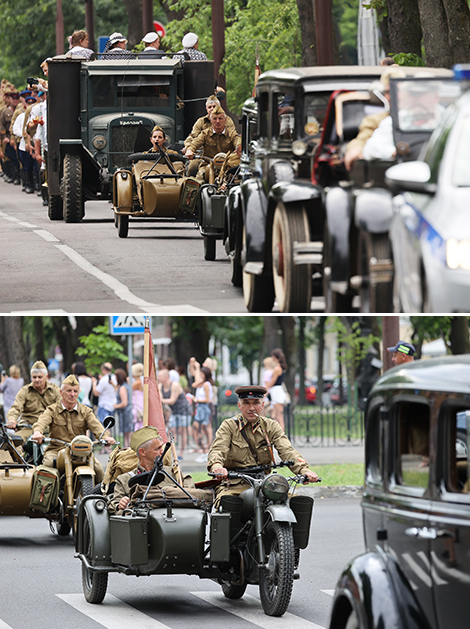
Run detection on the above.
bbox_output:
[143,317,150,427]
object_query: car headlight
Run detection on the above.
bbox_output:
[292,140,307,156]
[446,238,470,270]
[92,135,107,150]
[261,474,289,501]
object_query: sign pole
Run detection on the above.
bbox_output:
[143,320,150,427]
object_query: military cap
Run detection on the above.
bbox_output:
[25,96,37,104]
[130,426,161,452]
[31,360,47,372]
[235,385,267,400]
[210,105,226,117]
[20,89,32,97]
[62,374,80,387]
[387,341,416,356]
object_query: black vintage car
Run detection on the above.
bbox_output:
[329,355,470,629]
[227,66,384,313]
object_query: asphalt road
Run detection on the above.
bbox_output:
[0,493,364,629]
[0,180,325,314]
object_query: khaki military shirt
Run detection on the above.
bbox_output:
[33,401,110,447]
[184,114,237,149]
[108,458,192,515]
[346,111,389,154]
[7,381,61,427]
[187,124,241,159]
[0,105,14,140]
[208,414,310,475]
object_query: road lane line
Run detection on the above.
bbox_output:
[0,621,14,628]
[321,589,335,596]
[57,593,170,628]
[191,592,326,629]
[34,230,60,242]
[3,216,20,222]
[18,221,38,228]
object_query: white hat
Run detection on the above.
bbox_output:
[142,32,159,44]
[182,32,198,48]
[108,32,127,45]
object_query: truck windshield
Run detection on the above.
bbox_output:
[91,75,171,108]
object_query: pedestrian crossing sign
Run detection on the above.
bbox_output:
[109,315,150,335]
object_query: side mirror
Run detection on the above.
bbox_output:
[215,90,225,101]
[103,415,115,430]
[385,161,436,194]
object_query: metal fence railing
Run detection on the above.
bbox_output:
[214,402,364,447]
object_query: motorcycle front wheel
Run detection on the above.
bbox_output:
[82,515,108,604]
[259,521,295,616]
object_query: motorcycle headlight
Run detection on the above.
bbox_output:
[292,140,307,156]
[446,238,470,270]
[92,134,107,150]
[70,435,93,460]
[261,474,289,502]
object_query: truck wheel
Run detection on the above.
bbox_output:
[48,195,63,221]
[322,226,353,313]
[242,226,274,312]
[82,515,108,604]
[272,202,312,313]
[259,521,295,616]
[358,231,393,313]
[63,154,84,223]
[117,214,129,238]
[230,252,242,287]
[204,235,216,260]
[219,580,247,599]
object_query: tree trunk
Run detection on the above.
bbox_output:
[297,318,306,404]
[278,317,297,399]
[449,317,470,354]
[317,316,325,405]
[387,0,422,57]
[169,317,210,371]
[442,0,470,64]
[122,0,143,49]
[296,0,317,66]
[160,0,185,22]
[417,0,452,67]
[0,317,29,380]
[33,318,45,364]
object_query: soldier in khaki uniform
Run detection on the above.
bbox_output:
[6,360,61,443]
[208,386,318,507]
[108,426,190,515]
[185,105,241,181]
[31,374,116,481]
[183,95,236,152]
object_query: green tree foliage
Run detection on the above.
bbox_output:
[75,324,128,375]
[211,316,264,383]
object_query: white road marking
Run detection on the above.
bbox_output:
[10,310,68,314]
[0,621,14,629]
[57,593,170,628]
[34,230,60,242]
[18,221,38,228]
[191,591,326,629]
[3,216,20,222]
[321,589,335,596]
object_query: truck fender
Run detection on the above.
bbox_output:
[329,550,429,629]
[113,170,134,213]
[240,178,268,271]
[76,495,113,568]
[324,186,354,283]
[265,504,297,524]
[354,187,394,234]
[225,186,242,255]
[269,180,322,206]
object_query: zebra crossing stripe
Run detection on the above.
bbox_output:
[190,591,326,629]
[56,594,170,628]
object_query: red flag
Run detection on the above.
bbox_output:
[143,325,168,442]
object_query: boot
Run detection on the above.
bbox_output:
[20,168,26,191]
[11,161,21,185]
[2,161,13,184]
[24,170,34,194]
[34,169,41,194]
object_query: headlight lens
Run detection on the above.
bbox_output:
[92,135,107,150]
[261,474,289,501]
[446,238,470,270]
[292,140,307,156]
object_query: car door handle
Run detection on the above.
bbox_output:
[405,527,455,540]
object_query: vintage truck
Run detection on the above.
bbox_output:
[46,56,214,222]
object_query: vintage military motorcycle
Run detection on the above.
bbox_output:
[76,444,316,617]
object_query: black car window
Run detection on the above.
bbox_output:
[395,401,430,489]
[273,91,295,145]
[257,91,269,142]
[424,104,459,183]
[442,408,470,495]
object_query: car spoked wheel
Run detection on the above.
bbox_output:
[259,521,295,616]
[242,227,275,312]
[358,231,393,313]
[272,202,312,313]
[82,514,108,604]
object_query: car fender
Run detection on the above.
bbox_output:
[329,550,430,629]
[76,495,113,568]
[354,187,393,234]
[265,504,297,523]
[269,180,322,206]
[59,139,101,196]
[225,185,242,255]
[241,178,268,270]
[325,186,353,282]
[113,170,134,213]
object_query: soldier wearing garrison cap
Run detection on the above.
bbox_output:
[208,384,319,507]
[108,426,192,515]
[31,373,116,479]
[6,360,61,443]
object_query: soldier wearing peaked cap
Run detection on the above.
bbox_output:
[6,360,61,443]
[31,373,116,479]
[208,385,319,507]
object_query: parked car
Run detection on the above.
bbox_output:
[294,377,317,404]
[386,65,470,312]
[319,68,456,312]
[227,66,385,312]
[329,355,470,629]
